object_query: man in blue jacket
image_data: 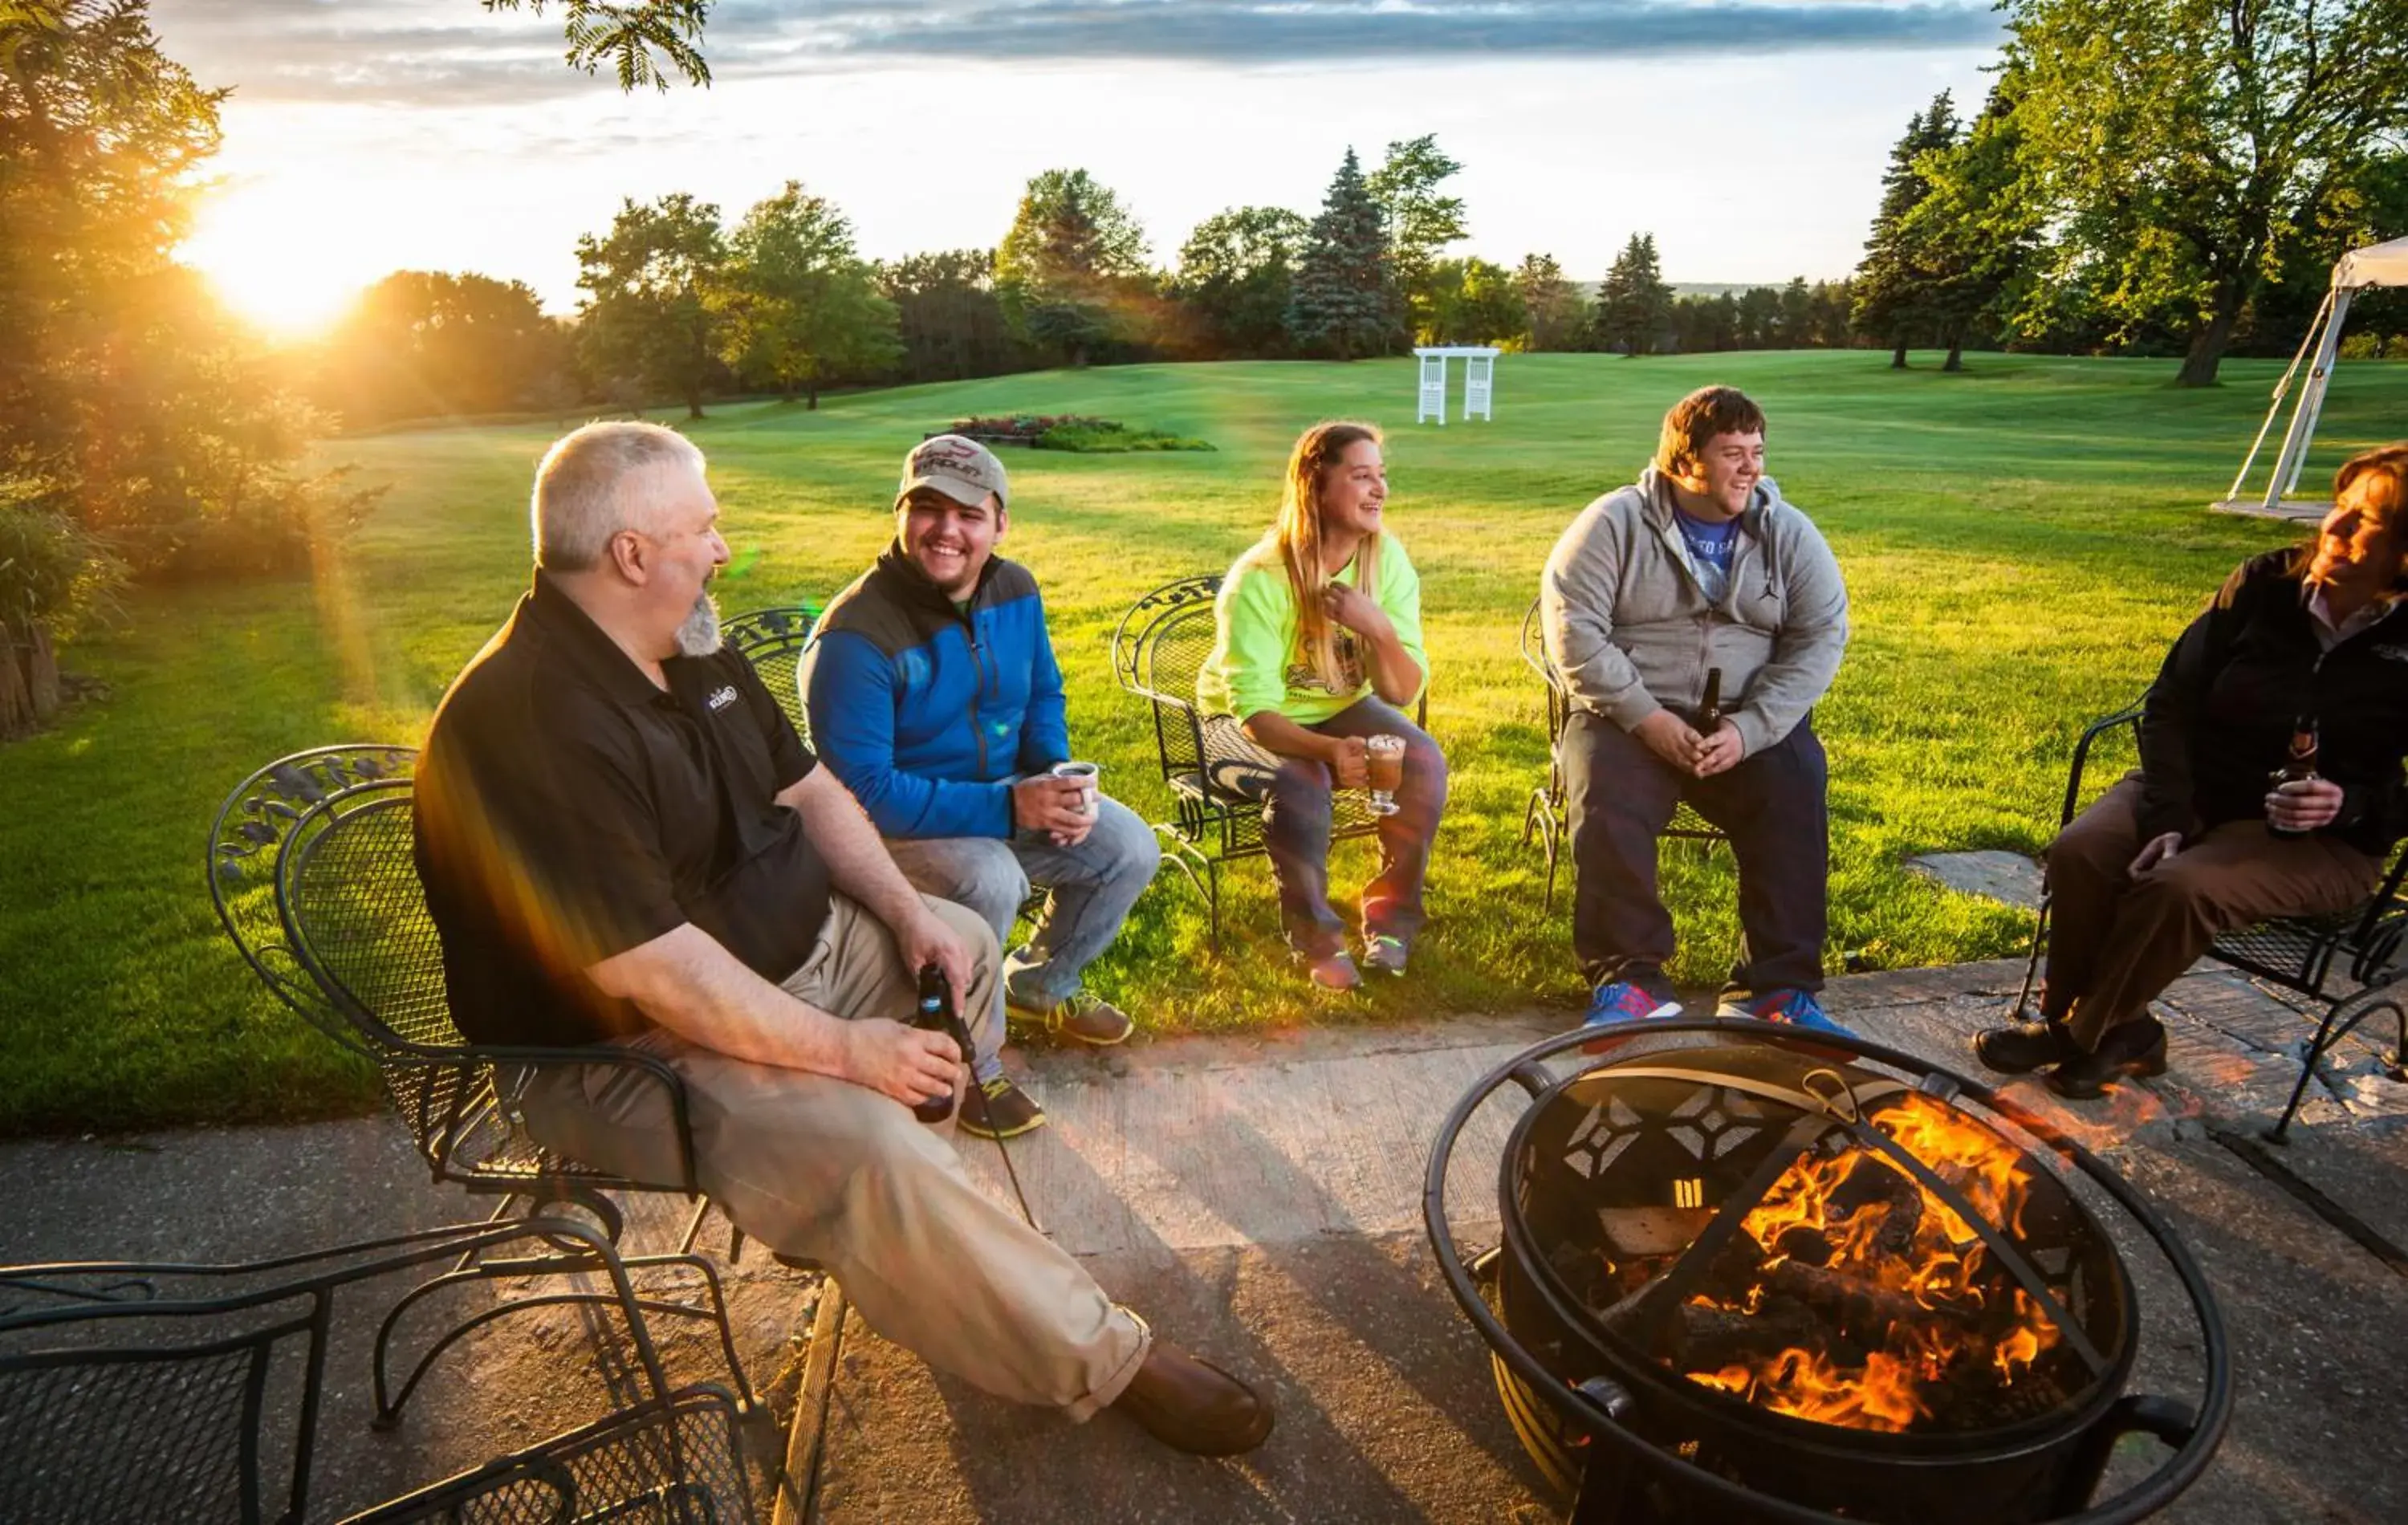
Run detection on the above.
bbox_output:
[803,436,1159,1138]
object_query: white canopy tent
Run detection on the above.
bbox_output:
[2219,233,2408,518]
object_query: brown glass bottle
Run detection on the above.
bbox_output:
[2267,716,2320,840]
[1696,666,1724,734]
[911,963,957,1124]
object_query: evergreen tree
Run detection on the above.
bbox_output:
[1592,234,1673,355]
[1851,92,1960,367]
[1288,148,1397,361]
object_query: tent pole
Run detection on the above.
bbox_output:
[2227,290,2329,502]
[2265,287,2356,511]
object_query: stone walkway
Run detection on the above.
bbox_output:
[5,958,2405,1522]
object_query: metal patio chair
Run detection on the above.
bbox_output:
[1516,596,1727,913]
[206,751,757,1413]
[722,603,822,746]
[1109,572,1425,948]
[344,1384,756,1525]
[0,1218,757,1525]
[2007,700,2408,1140]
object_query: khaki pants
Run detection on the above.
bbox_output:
[521,893,1149,1417]
[2044,776,2380,1050]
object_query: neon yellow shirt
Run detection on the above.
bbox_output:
[1197,537,1427,725]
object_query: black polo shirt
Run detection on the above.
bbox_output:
[414,572,830,1047]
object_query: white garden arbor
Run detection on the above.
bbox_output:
[2216,233,2408,520]
[1413,345,1501,425]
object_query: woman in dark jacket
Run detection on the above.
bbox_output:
[1978,443,2408,1099]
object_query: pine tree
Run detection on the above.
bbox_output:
[1592,234,1673,355]
[1851,92,1960,368]
[1287,148,1397,360]
[1513,254,1588,351]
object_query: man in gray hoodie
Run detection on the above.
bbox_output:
[1540,385,1850,1035]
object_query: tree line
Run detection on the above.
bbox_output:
[314,139,1874,429]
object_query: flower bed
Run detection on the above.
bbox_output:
[942,415,1212,453]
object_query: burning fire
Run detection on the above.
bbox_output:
[1678,1092,2066,1433]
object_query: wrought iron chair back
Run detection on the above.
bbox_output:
[208,745,423,1059]
[2010,700,2408,1138]
[0,1219,681,1525]
[722,604,821,746]
[1516,598,1727,913]
[270,779,699,1207]
[1109,572,1420,947]
[343,1384,756,1524]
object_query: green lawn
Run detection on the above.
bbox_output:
[5,349,2402,1135]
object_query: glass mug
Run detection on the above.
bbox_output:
[1364,734,1405,816]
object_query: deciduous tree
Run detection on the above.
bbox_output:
[2002,0,2408,386]
[315,271,571,425]
[1512,254,1588,351]
[1367,134,1468,340]
[995,168,1153,366]
[1173,205,1308,358]
[877,250,1023,382]
[576,193,727,417]
[720,182,900,408]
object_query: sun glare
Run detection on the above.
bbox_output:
[182,185,373,340]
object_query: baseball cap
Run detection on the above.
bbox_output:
[898,434,1009,512]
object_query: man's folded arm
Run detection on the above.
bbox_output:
[585,923,959,1105]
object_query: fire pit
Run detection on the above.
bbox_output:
[1424,1021,2232,1525]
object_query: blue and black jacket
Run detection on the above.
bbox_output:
[800,543,1068,839]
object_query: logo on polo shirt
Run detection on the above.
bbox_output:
[706,685,741,711]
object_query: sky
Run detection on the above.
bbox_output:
[154,0,2007,336]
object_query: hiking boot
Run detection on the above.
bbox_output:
[2044,1016,2168,1100]
[1361,934,1409,977]
[1975,1018,2079,1075]
[1716,986,1853,1036]
[958,1076,1047,1140]
[1008,989,1135,1046]
[1580,977,1682,1053]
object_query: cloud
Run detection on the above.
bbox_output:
[153,0,2000,107]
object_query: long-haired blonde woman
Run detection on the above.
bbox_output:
[1197,421,1448,990]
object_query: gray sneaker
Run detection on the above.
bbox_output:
[1361,934,1409,976]
[1007,989,1135,1046]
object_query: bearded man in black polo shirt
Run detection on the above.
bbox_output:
[413,421,1270,1454]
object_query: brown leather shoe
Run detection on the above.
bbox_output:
[2044,1016,2169,1100]
[1112,1338,1274,1455]
[1974,1017,2079,1074]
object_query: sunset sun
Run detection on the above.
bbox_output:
[181,184,369,339]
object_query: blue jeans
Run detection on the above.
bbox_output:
[885,795,1161,1076]
[1215,697,1448,961]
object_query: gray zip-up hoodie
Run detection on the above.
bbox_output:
[1540,467,1848,758]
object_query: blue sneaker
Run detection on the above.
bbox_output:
[1580,978,1682,1053]
[1715,986,1853,1036]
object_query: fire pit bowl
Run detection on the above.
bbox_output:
[1424,1020,2232,1525]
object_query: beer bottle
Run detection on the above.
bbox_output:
[2267,715,2320,840]
[910,963,958,1124]
[1697,667,1724,735]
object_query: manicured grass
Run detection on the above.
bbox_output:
[5,350,2402,1134]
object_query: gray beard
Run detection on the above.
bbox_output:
[673,590,722,657]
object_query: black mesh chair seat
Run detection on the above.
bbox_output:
[721,604,822,746]
[344,1385,756,1525]
[1111,572,1420,947]
[1516,596,1727,913]
[0,1220,737,1525]
[2011,701,2408,1139]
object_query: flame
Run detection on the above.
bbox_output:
[1678,1092,2067,1433]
